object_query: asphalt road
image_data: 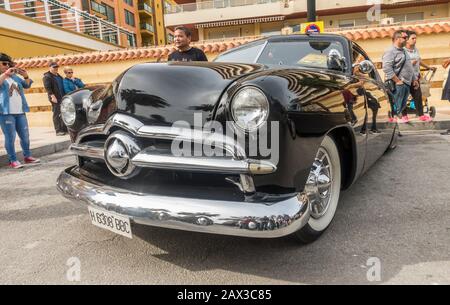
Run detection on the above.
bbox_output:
[0,132,449,284]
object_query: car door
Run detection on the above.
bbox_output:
[352,44,394,172]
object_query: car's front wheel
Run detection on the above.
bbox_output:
[293,135,341,243]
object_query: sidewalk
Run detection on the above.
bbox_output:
[396,105,450,132]
[1,107,449,166]
[0,127,70,166]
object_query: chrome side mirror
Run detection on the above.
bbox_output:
[353,60,374,74]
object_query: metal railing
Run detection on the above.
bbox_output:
[140,22,154,32]
[138,2,153,14]
[166,0,280,14]
[0,0,135,46]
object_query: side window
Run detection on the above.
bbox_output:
[352,47,378,81]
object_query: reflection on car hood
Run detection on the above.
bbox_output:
[115,62,265,126]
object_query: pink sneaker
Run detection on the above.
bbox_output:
[24,157,41,164]
[388,117,397,123]
[419,115,432,122]
[400,115,409,123]
[9,161,24,169]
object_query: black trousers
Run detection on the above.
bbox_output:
[402,84,424,117]
[52,103,67,133]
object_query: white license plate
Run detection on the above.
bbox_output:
[88,206,132,239]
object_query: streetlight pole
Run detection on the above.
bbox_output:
[307,0,316,22]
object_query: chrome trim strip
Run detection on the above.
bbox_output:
[138,125,246,159]
[76,113,144,144]
[132,151,250,174]
[70,141,104,160]
[76,114,246,159]
[131,149,276,174]
[57,167,310,238]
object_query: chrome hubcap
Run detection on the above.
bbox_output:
[305,148,333,219]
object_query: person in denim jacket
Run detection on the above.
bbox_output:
[62,67,85,94]
[0,53,40,169]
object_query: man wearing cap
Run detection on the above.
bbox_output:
[43,62,67,135]
[0,52,40,169]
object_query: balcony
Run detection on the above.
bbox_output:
[165,0,284,26]
[0,0,134,47]
[140,22,154,34]
[138,3,153,16]
[164,0,425,27]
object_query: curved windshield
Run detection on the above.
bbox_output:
[214,41,265,63]
[215,39,347,72]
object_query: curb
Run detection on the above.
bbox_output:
[0,140,71,165]
[397,120,450,132]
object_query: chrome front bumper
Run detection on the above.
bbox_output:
[57,167,310,238]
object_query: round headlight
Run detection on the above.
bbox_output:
[61,97,76,126]
[231,87,269,131]
[87,100,103,124]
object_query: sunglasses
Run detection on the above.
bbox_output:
[1,62,12,67]
[66,71,73,74]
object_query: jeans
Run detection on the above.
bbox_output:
[392,84,410,116]
[402,83,423,117]
[0,114,31,162]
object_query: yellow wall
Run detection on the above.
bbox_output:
[154,0,167,45]
[0,27,96,58]
[205,24,255,40]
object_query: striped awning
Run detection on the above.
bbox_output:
[195,15,285,28]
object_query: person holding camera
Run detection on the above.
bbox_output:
[0,53,40,169]
[382,30,419,123]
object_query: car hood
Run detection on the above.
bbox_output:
[114,62,265,126]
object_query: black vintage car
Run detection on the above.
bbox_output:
[57,34,397,243]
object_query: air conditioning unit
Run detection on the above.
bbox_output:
[381,17,395,25]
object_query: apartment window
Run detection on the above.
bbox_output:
[164,1,172,13]
[128,34,136,47]
[339,19,355,28]
[391,12,424,23]
[24,1,36,18]
[105,5,115,22]
[124,0,133,6]
[105,34,118,45]
[290,25,300,33]
[91,1,106,15]
[208,28,240,40]
[124,10,135,27]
